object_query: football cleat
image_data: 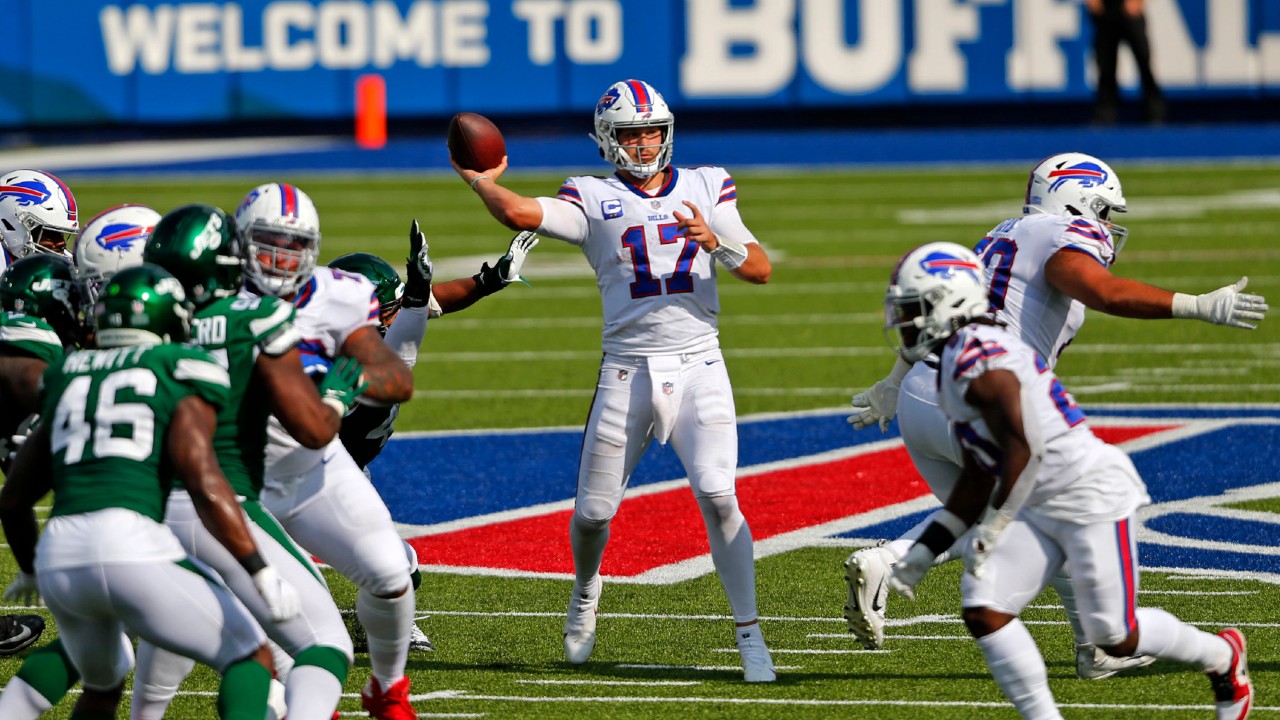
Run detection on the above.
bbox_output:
[735,623,777,683]
[563,575,601,665]
[844,541,895,650]
[0,614,45,656]
[1208,628,1253,720]
[1074,642,1156,680]
[360,675,416,720]
[408,622,435,651]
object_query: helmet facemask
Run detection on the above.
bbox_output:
[882,243,990,363]
[244,227,318,297]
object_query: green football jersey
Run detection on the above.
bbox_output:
[41,343,230,521]
[0,311,65,365]
[191,293,299,499]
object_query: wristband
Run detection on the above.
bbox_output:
[708,238,749,270]
[470,175,491,190]
[1170,292,1198,319]
[239,550,268,576]
[321,397,347,416]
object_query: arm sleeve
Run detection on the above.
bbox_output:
[384,304,430,369]
[707,198,760,249]
[535,196,589,246]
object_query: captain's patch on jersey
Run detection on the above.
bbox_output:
[371,407,1280,586]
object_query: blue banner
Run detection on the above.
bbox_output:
[1,0,1275,127]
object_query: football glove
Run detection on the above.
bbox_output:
[251,565,302,622]
[318,356,368,416]
[402,219,435,309]
[887,543,935,601]
[3,571,41,606]
[476,231,539,295]
[849,378,900,433]
[964,507,1013,580]
[1172,276,1268,330]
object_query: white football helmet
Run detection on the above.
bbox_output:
[592,79,674,179]
[884,242,990,362]
[1023,152,1128,252]
[73,204,160,306]
[0,169,79,259]
[235,183,320,298]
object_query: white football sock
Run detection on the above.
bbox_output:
[130,641,195,720]
[284,664,344,718]
[0,677,54,720]
[569,514,609,588]
[697,494,758,624]
[358,588,413,687]
[1134,607,1232,673]
[975,619,1063,720]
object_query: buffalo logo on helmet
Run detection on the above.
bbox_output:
[596,87,621,116]
[919,252,981,284]
[1046,162,1108,192]
[0,180,52,207]
[94,222,154,252]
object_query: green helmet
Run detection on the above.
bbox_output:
[143,204,243,308]
[329,252,404,334]
[93,263,193,348]
[0,254,80,346]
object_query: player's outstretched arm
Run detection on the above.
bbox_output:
[170,395,300,621]
[434,231,540,315]
[341,327,414,404]
[1047,251,1269,328]
[450,156,544,231]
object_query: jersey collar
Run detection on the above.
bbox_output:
[615,167,679,199]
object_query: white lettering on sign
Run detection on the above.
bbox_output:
[681,0,796,96]
[514,0,621,65]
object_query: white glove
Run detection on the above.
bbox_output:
[251,565,301,622]
[964,508,1013,580]
[849,378,900,433]
[498,231,539,284]
[1172,277,1269,329]
[887,543,935,601]
[4,571,41,606]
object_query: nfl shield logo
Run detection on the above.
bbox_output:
[662,381,674,395]
[651,200,662,210]
[617,369,629,381]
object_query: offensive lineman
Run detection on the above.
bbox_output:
[235,183,419,720]
[451,78,776,681]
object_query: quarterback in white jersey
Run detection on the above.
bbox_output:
[451,78,776,682]
[236,183,420,720]
[843,154,1268,670]
[880,243,1254,720]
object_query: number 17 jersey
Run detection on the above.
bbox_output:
[545,167,757,356]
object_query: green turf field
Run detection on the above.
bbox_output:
[1,161,1276,717]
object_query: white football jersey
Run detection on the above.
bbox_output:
[938,323,1148,522]
[974,213,1117,367]
[538,167,757,356]
[263,267,379,479]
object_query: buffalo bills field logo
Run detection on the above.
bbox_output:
[1047,161,1108,192]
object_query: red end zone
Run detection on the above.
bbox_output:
[408,425,1175,578]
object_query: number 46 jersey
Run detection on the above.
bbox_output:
[541,167,759,356]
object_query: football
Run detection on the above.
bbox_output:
[447,112,506,172]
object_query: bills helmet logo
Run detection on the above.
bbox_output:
[0,180,52,208]
[918,251,982,284]
[94,222,154,252]
[1047,162,1108,192]
[596,87,621,116]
